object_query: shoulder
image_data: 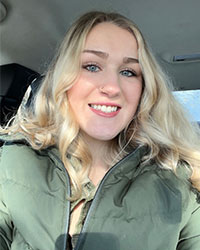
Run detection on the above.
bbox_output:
[143,164,200,217]
[0,134,56,188]
[125,155,199,212]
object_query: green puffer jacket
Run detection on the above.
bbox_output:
[0,137,200,250]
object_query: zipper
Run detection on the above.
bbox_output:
[74,146,142,250]
[50,146,144,250]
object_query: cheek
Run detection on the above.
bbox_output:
[67,88,77,108]
[67,80,85,105]
[125,84,143,107]
[67,75,95,100]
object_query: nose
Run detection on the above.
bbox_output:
[99,72,121,97]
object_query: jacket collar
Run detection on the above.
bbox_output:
[0,133,151,178]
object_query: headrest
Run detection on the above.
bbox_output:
[0,63,39,125]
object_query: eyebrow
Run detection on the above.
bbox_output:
[123,57,139,64]
[83,49,108,58]
[83,49,139,63]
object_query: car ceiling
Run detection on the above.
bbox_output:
[0,0,200,90]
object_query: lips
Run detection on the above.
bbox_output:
[88,103,121,116]
[90,104,118,113]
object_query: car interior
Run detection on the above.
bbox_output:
[0,0,199,126]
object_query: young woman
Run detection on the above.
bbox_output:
[0,11,200,250]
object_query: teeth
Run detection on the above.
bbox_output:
[91,104,118,113]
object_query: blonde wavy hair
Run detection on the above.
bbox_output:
[1,11,200,199]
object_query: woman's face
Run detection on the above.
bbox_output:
[67,22,143,142]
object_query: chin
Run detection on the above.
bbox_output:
[89,130,120,142]
[81,125,124,142]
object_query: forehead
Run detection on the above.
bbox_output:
[84,22,138,53]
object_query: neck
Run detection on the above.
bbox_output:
[83,133,109,165]
[81,133,112,185]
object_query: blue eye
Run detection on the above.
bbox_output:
[83,64,100,72]
[120,70,136,77]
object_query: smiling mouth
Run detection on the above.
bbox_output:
[89,104,120,113]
